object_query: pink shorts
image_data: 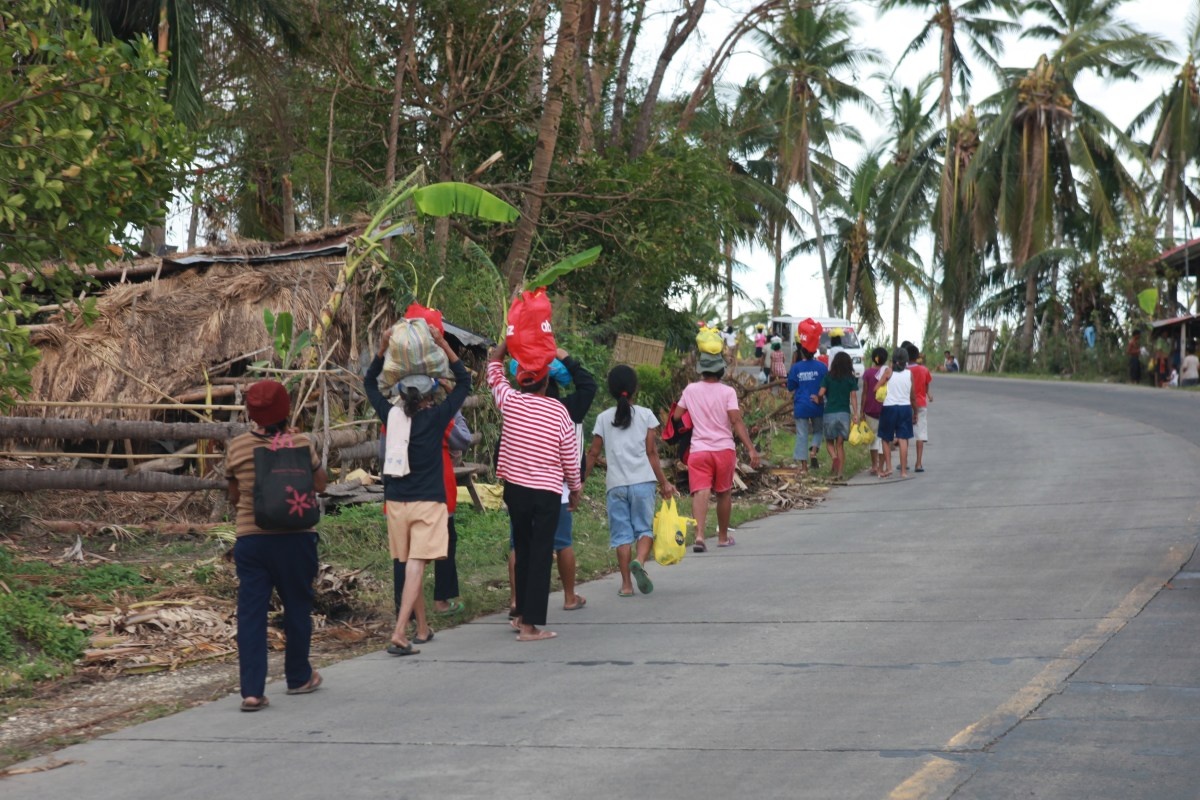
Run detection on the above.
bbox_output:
[687,449,736,494]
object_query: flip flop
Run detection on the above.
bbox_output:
[413,629,435,644]
[915,467,925,473]
[435,600,465,615]
[617,589,634,597]
[692,539,707,553]
[563,596,587,611]
[630,560,654,595]
[286,671,322,695]
[240,696,269,712]
[717,536,736,548]
[516,630,557,642]
[386,642,420,656]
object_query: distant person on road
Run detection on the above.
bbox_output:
[941,351,960,372]
[585,365,676,597]
[672,353,762,552]
[754,325,767,359]
[1127,330,1143,384]
[226,380,327,711]
[817,351,858,481]
[908,350,933,473]
[768,336,787,383]
[878,348,916,480]
[1181,346,1199,387]
[722,325,739,362]
[860,347,889,476]
[788,345,827,473]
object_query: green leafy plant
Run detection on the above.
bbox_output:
[252,309,313,388]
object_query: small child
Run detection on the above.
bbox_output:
[860,347,889,475]
[585,366,676,596]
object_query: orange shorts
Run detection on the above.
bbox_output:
[687,449,736,494]
[384,501,448,561]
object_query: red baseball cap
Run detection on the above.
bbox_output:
[245,380,290,425]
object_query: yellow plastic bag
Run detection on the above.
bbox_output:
[695,326,724,355]
[875,382,888,403]
[853,420,874,446]
[652,498,694,566]
[848,422,863,446]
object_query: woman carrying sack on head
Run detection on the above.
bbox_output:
[584,365,676,597]
[225,381,328,712]
[365,324,471,657]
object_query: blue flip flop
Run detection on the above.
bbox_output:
[630,560,654,594]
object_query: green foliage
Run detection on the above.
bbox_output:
[0,0,191,409]
[412,183,519,222]
[524,246,603,291]
[633,364,674,416]
[0,548,89,688]
[60,564,147,601]
[253,309,313,387]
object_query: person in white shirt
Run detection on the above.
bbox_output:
[1181,346,1199,387]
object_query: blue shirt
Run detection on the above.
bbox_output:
[787,359,827,419]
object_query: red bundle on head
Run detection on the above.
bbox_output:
[404,302,444,335]
[506,288,556,378]
[246,380,290,425]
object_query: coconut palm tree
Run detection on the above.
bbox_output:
[756,3,882,317]
[78,0,302,126]
[1128,1,1200,251]
[975,0,1170,354]
[878,0,1019,124]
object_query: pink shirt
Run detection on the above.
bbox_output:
[677,380,738,453]
[910,364,932,407]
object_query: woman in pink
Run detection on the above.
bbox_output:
[671,353,761,552]
[859,347,889,475]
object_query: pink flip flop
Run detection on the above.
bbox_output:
[717,536,737,547]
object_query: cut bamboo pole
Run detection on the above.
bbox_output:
[0,470,225,492]
[12,401,245,411]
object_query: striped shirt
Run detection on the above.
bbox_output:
[487,360,581,494]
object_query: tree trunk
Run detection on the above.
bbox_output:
[725,236,734,326]
[574,0,597,152]
[502,0,581,289]
[0,470,226,493]
[281,174,295,240]
[771,217,784,317]
[629,0,706,159]
[939,3,953,125]
[385,0,417,188]
[802,129,834,316]
[323,78,340,227]
[0,416,371,450]
[893,279,900,347]
[1018,123,1046,355]
[608,0,645,149]
[953,304,966,357]
[187,178,201,251]
[526,0,548,105]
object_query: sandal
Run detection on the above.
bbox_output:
[435,600,465,615]
[286,671,322,695]
[240,696,269,712]
[413,629,435,645]
[617,588,635,598]
[717,536,736,548]
[563,595,587,611]
[386,641,420,656]
[692,539,707,553]
[516,629,557,642]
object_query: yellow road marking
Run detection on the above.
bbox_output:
[887,544,1190,800]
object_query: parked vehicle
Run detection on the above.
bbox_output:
[768,316,866,377]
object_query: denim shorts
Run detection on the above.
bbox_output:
[509,503,573,552]
[606,482,656,548]
[822,411,851,441]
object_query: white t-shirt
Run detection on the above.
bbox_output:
[722,331,738,348]
[593,405,659,490]
[883,367,914,407]
[1182,354,1199,381]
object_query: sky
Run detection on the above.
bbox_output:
[648,0,1186,344]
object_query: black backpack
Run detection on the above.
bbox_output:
[252,433,321,531]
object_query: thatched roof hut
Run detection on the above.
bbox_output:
[18,227,369,423]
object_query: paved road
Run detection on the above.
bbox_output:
[7,375,1200,799]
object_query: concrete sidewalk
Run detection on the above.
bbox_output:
[6,377,1200,799]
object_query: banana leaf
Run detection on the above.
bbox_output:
[412,183,519,223]
[1137,288,1158,316]
[524,246,602,290]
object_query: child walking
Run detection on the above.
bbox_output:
[817,351,858,481]
[584,365,675,596]
[878,348,916,479]
[859,347,889,476]
[787,345,827,472]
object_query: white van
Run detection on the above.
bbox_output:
[768,316,867,377]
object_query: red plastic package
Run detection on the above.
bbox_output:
[796,318,823,354]
[404,302,444,335]
[506,289,556,380]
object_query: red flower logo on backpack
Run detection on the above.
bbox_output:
[286,485,316,517]
[267,431,296,451]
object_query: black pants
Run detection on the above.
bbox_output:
[1129,355,1142,384]
[393,515,459,611]
[504,482,561,627]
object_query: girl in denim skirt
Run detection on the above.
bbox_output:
[585,365,676,596]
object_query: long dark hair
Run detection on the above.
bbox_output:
[871,346,888,366]
[607,364,638,429]
[830,351,853,380]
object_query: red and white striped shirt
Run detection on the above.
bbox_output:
[487,360,581,494]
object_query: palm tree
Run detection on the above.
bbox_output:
[1128,1,1200,252]
[78,0,301,125]
[976,0,1170,354]
[878,0,1019,124]
[827,150,887,332]
[756,3,882,317]
[878,76,944,346]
